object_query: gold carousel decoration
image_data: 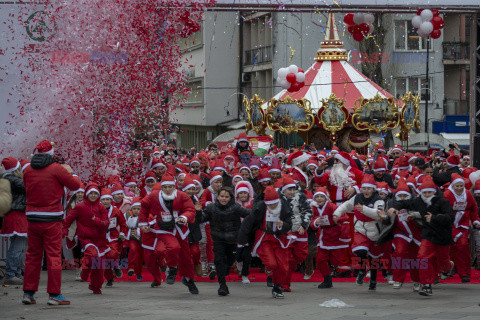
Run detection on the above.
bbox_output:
[317,93,350,145]
[245,94,267,135]
[266,96,315,135]
[352,94,400,133]
[398,92,421,141]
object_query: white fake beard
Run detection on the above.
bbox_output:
[421,194,434,206]
[329,163,355,188]
[267,201,282,216]
[161,190,177,201]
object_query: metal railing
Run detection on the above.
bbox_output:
[244,46,272,65]
[442,42,470,60]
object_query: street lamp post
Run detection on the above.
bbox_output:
[425,37,430,151]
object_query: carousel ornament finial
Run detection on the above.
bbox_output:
[315,13,348,62]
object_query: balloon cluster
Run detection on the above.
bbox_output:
[344,13,375,42]
[412,9,444,39]
[179,10,201,38]
[276,65,305,93]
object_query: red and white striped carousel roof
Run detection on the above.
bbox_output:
[262,13,394,112]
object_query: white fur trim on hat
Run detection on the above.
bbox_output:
[334,154,350,166]
[474,189,480,194]
[161,181,176,186]
[236,187,249,194]
[21,163,30,172]
[210,175,223,184]
[373,167,385,172]
[420,188,436,193]
[86,188,100,196]
[131,202,141,207]
[214,166,227,172]
[151,162,166,170]
[100,194,113,200]
[282,183,296,192]
[258,177,271,183]
[268,168,282,173]
[112,189,124,195]
[361,183,377,189]
[392,146,403,153]
[125,182,137,187]
[250,164,260,169]
[3,161,20,173]
[292,153,310,167]
[182,183,196,191]
[395,190,411,197]
[237,138,248,143]
[145,177,156,182]
[190,160,200,165]
[451,178,465,186]
[265,198,280,205]
[446,161,458,167]
[307,163,318,168]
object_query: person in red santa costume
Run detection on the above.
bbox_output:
[22,140,80,305]
[139,173,199,294]
[99,188,127,287]
[388,175,454,296]
[200,171,224,280]
[125,198,144,281]
[111,183,132,214]
[1,157,28,286]
[333,174,387,291]
[314,151,363,277]
[238,186,293,299]
[287,151,310,190]
[63,184,109,294]
[139,170,157,199]
[310,187,348,289]
[443,173,480,283]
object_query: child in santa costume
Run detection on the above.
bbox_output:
[196,186,251,296]
[333,174,387,291]
[238,186,293,299]
[200,171,224,280]
[278,176,312,292]
[310,187,347,288]
[1,157,27,286]
[141,213,164,288]
[63,184,109,294]
[139,171,157,199]
[100,188,127,287]
[22,140,80,305]
[388,175,454,296]
[139,173,199,294]
[125,198,144,281]
[111,183,132,214]
[443,173,480,282]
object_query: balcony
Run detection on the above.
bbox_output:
[244,46,272,66]
[442,42,470,64]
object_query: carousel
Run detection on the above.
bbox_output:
[244,13,420,154]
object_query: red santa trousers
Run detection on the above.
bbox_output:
[104,240,123,281]
[284,240,308,288]
[316,247,344,277]
[189,242,201,265]
[337,213,354,272]
[204,224,214,264]
[155,233,195,279]
[80,246,105,293]
[450,233,471,277]
[392,238,420,283]
[23,221,63,294]
[417,239,451,285]
[127,240,144,275]
[143,247,163,285]
[256,240,290,285]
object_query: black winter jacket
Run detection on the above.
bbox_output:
[0,173,26,212]
[392,194,454,246]
[197,197,251,244]
[432,166,462,188]
[237,193,292,245]
[188,196,202,244]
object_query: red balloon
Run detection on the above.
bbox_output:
[297,81,305,89]
[298,67,304,73]
[359,23,370,34]
[430,29,441,39]
[347,25,355,34]
[290,82,302,92]
[344,13,355,25]
[417,9,424,16]
[431,9,439,17]
[286,73,297,84]
[353,32,364,42]
[431,16,444,29]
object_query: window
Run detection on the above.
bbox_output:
[184,80,203,104]
[394,77,432,102]
[179,29,203,51]
[394,20,432,51]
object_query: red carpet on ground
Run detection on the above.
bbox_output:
[114,268,480,284]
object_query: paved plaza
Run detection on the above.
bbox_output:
[1,270,479,320]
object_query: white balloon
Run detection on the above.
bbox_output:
[419,21,433,35]
[295,72,305,83]
[420,9,433,22]
[417,28,429,38]
[288,64,298,74]
[278,68,288,79]
[368,24,374,34]
[280,80,291,90]
[353,13,364,25]
[276,76,282,84]
[364,13,375,25]
[411,15,423,29]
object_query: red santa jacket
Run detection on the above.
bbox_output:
[444,188,480,242]
[23,161,80,222]
[291,167,310,189]
[139,190,195,240]
[310,201,348,249]
[391,207,422,246]
[105,205,127,243]
[314,166,363,203]
[139,186,152,199]
[200,186,216,209]
[63,199,110,256]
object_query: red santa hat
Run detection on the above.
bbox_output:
[376,181,390,194]
[462,154,470,160]
[213,158,227,173]
[182,158,191,166]
[395,179,411,197]
[406,175,417,189]
[111,183,124,196]
[190,157,201,166]
[334,151,354,167]
[236,132,249,143]
[151,158,166,170]
[209,171,223,184]
[375,142,386,154]
[418,175,436,193]
[395,170,409,180]
[191,174,202,187]
[450,173,465,187]
[72,182,86,195]
[361,174,377,189]
[462,167,477,179]
[373,158,386,172]
[268,163,282,174]
[35,140,54,155]
[145,170,157,182]
[250,157,261,170]
[258,168,271,183]
[317,150,327,159]
[125,177,137,187]
[131,197,142,208]
[161,173,176,186]
[313,186,329,199]
[182,175,196,192]
[391,144,403,154]
[20,159,30,172]
[281,176,296,192]
[85,183,101,197]
[264,186,280,205]
[152,147,161,156]
[446,155,460,167]
[235,181,250,195]
[2,157,20,173]
[231,169,243,182]
[306,158,318,169]
[474,179,480,194]
[276,148,286,157]
[287,151,310,167]
[330,146,340,155]
[397,156,409,170]
[100,188,113,200]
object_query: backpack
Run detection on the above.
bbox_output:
[0,177,13,217]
